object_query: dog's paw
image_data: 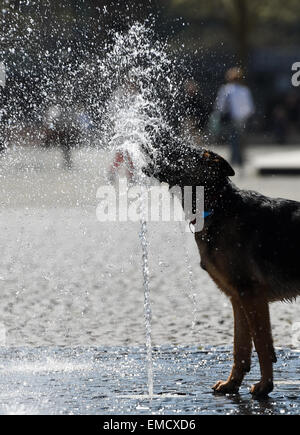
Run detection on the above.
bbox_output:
[250,380,274,398]
[212,380,239,394]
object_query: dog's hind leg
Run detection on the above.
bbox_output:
[240,294,276,397]
[213,296,252,394]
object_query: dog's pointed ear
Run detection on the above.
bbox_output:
[202,151,235,177]
[218,156,235,177]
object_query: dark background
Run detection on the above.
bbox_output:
[1,0,300,143]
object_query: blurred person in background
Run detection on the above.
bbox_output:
[107,76,139,184]
[44,101,80,169]
[214,67,255,173]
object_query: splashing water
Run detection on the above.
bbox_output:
[139,213,153,397]
[99,22,186,396]
[99,21,186,167]
[2,12,188,399]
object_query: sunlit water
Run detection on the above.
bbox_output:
[100,22,186,398]
[0,346,299,415]
[139,215,153,397]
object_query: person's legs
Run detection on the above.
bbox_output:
[124,152,134,182]
[109,151,124,183]
[229,122,244,167]
[59,131,72,169]
[61,143,72,169]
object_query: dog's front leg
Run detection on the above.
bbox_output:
[213,296,252,394]
[241,294,276,397]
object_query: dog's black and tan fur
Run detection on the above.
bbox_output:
[143,143,300,397]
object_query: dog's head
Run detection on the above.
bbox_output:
[143,142,235,188]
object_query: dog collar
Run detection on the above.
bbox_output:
[189,211,212,232]
[203,211,213,219]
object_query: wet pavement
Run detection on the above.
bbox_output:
[0,345,299,415]
[1,146,300,349]
[1,146,300,414]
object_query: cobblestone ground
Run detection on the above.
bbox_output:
[0,144,300,349]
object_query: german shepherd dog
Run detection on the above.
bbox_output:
[143,142,300,397]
